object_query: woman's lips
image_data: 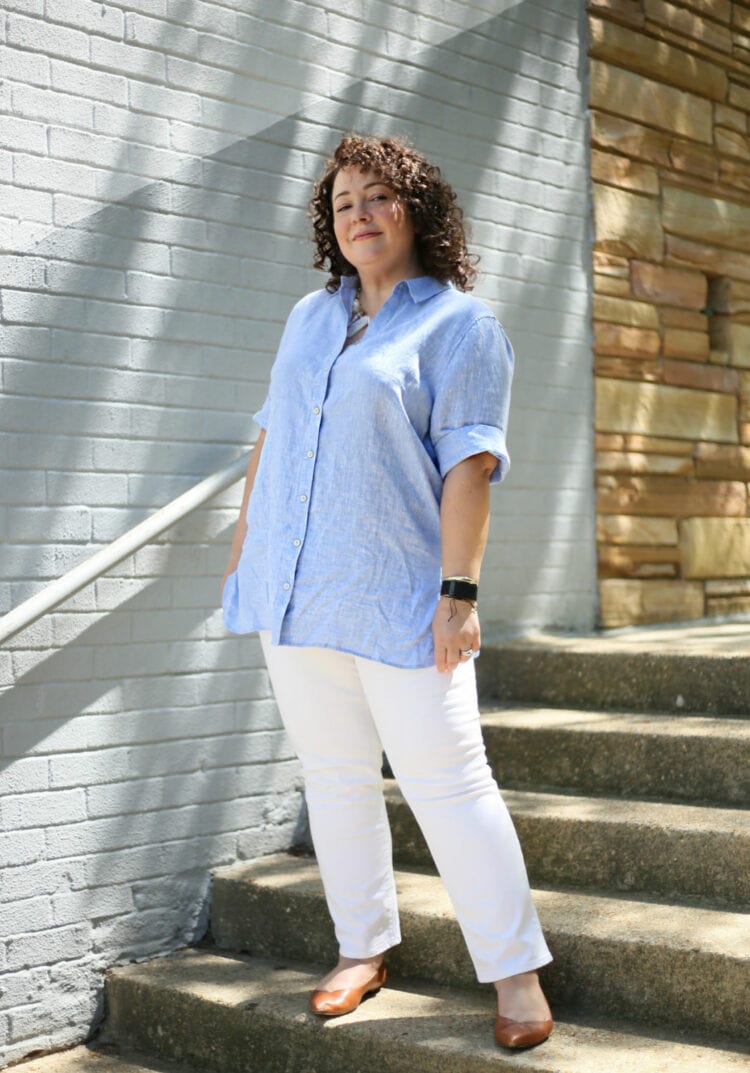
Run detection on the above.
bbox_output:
[353,230,381,240]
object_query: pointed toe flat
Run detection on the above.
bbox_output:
[309,963,387,1018]
[495,1014,554,1049]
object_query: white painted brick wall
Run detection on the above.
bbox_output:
[0,0,592,1064]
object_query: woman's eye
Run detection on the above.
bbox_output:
[336,204,352,212]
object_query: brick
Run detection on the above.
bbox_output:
[596,451,693,476]
[706,578,750,595]
[7,12,89,63]
[0,757,49,794]
[589,15,728,99]
[693,443,750,479]
[644,0,733,51]
[663,358,738,392]
[591,111,672,167]
[0,114,47,155]
[45,0,124,37]
[90,35,167,80]
[6,924,90,970]
[720,158,750,194]
[707,594,750,616]
[597,474,747,516]
[667,139,717,181]
[591,149,659,195]
[734,4,750,32]
[590,59,713,143]
[593,252,631,277]
[50,58,128,106]
[593,184,663,259]
[0,860,85,903]
[623,434,695,455]
[594,295,659,329]
[0,44,50,87]
[7,506,91,542]
[681,517,750,577]
[599,578,704,627]
[664,183,750,250]
[597,378,738,442]
[3,895,54,934]
[588,0,644,24]
[684,0,731,19]
[594,273,632,298]
[597,514,679,545]
[1,788,87,829]
[631,261,708,309]
[0,829,46,868]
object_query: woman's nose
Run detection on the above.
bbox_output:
[355,200,372,220]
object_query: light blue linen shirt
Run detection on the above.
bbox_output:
[222,274,514,669]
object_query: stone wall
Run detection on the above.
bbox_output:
[590,0,750,627]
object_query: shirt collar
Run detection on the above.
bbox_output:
[339,275,450,304]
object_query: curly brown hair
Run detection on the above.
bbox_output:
[309,133,478,293]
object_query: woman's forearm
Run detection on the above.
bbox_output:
[225,428,266,574]
[439,451,496,580]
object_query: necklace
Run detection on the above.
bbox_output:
[347,288,370,339]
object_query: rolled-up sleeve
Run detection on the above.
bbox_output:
[252,390,271,430]
[429,314,514,484]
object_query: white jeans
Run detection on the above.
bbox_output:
[259,632,552,983]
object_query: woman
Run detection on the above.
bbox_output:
[222,134,553,1050]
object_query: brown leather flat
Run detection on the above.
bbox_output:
[309,963,387,1017]
[495,1014,554,1049]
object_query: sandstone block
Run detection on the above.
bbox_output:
[680,517,750,577]
[663,358,738,392]
[591,111,672,167]
[729,82,750,112]
[597,474,747,516]
[705,578,750,595]
[594,251,631,276]
[596,451,693,476]
[591,148,660,195]
[720,159,750,194]
[596,433,626,450]
[590,60,712,143]
[644,0,733,52]
[707,595,750,617]
[624,434,694,455]
[595,356,660,381]
[663,331,711,361]
[589,18,727,100]
[593,184,664,259]
[710,349,730,365]
[716,128,750,162]
[693,443,750,479]
[595,323,661,357]
[597,377,738,442]
[710,319,750,367]
[715,104,747,135]
[631,261,708,309]
[597,514,679,545]
[663,185,750,252]
[588,0,644,25]
[668,140,718,181]
[594,295,659,329]
[662,309,708,330]
[742,422,750,445]
[666,235,750,282]
[594,272,632,298]
[734,5,750,33]
[599,544,679,578]
[708,278,750,315]
[598,578,704,628]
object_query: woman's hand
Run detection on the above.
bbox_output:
[220,565,237,602]
[432,596,480,673]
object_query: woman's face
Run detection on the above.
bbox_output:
[331,166,420,283]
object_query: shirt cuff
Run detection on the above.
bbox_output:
[252,395,271,430]
[434,424,510,484]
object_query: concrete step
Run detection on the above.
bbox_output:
[384,782,750,905]
[480,706,750,805]
[210,853,750,1042]
[477,623,750,715]
[105,947,749,1073]
[8,1044,186,1073]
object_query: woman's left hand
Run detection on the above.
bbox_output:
[432,596,480,673]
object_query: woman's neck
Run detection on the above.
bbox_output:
[357,262,423,318]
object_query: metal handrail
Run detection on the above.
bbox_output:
[0,453,251,645]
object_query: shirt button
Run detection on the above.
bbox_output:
[293,539,301,547]
[299,494,307,502]
[306,450,314,458]
[313,406,320,415]
[283,582,290,591]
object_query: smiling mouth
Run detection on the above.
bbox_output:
[353,231,381,240]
